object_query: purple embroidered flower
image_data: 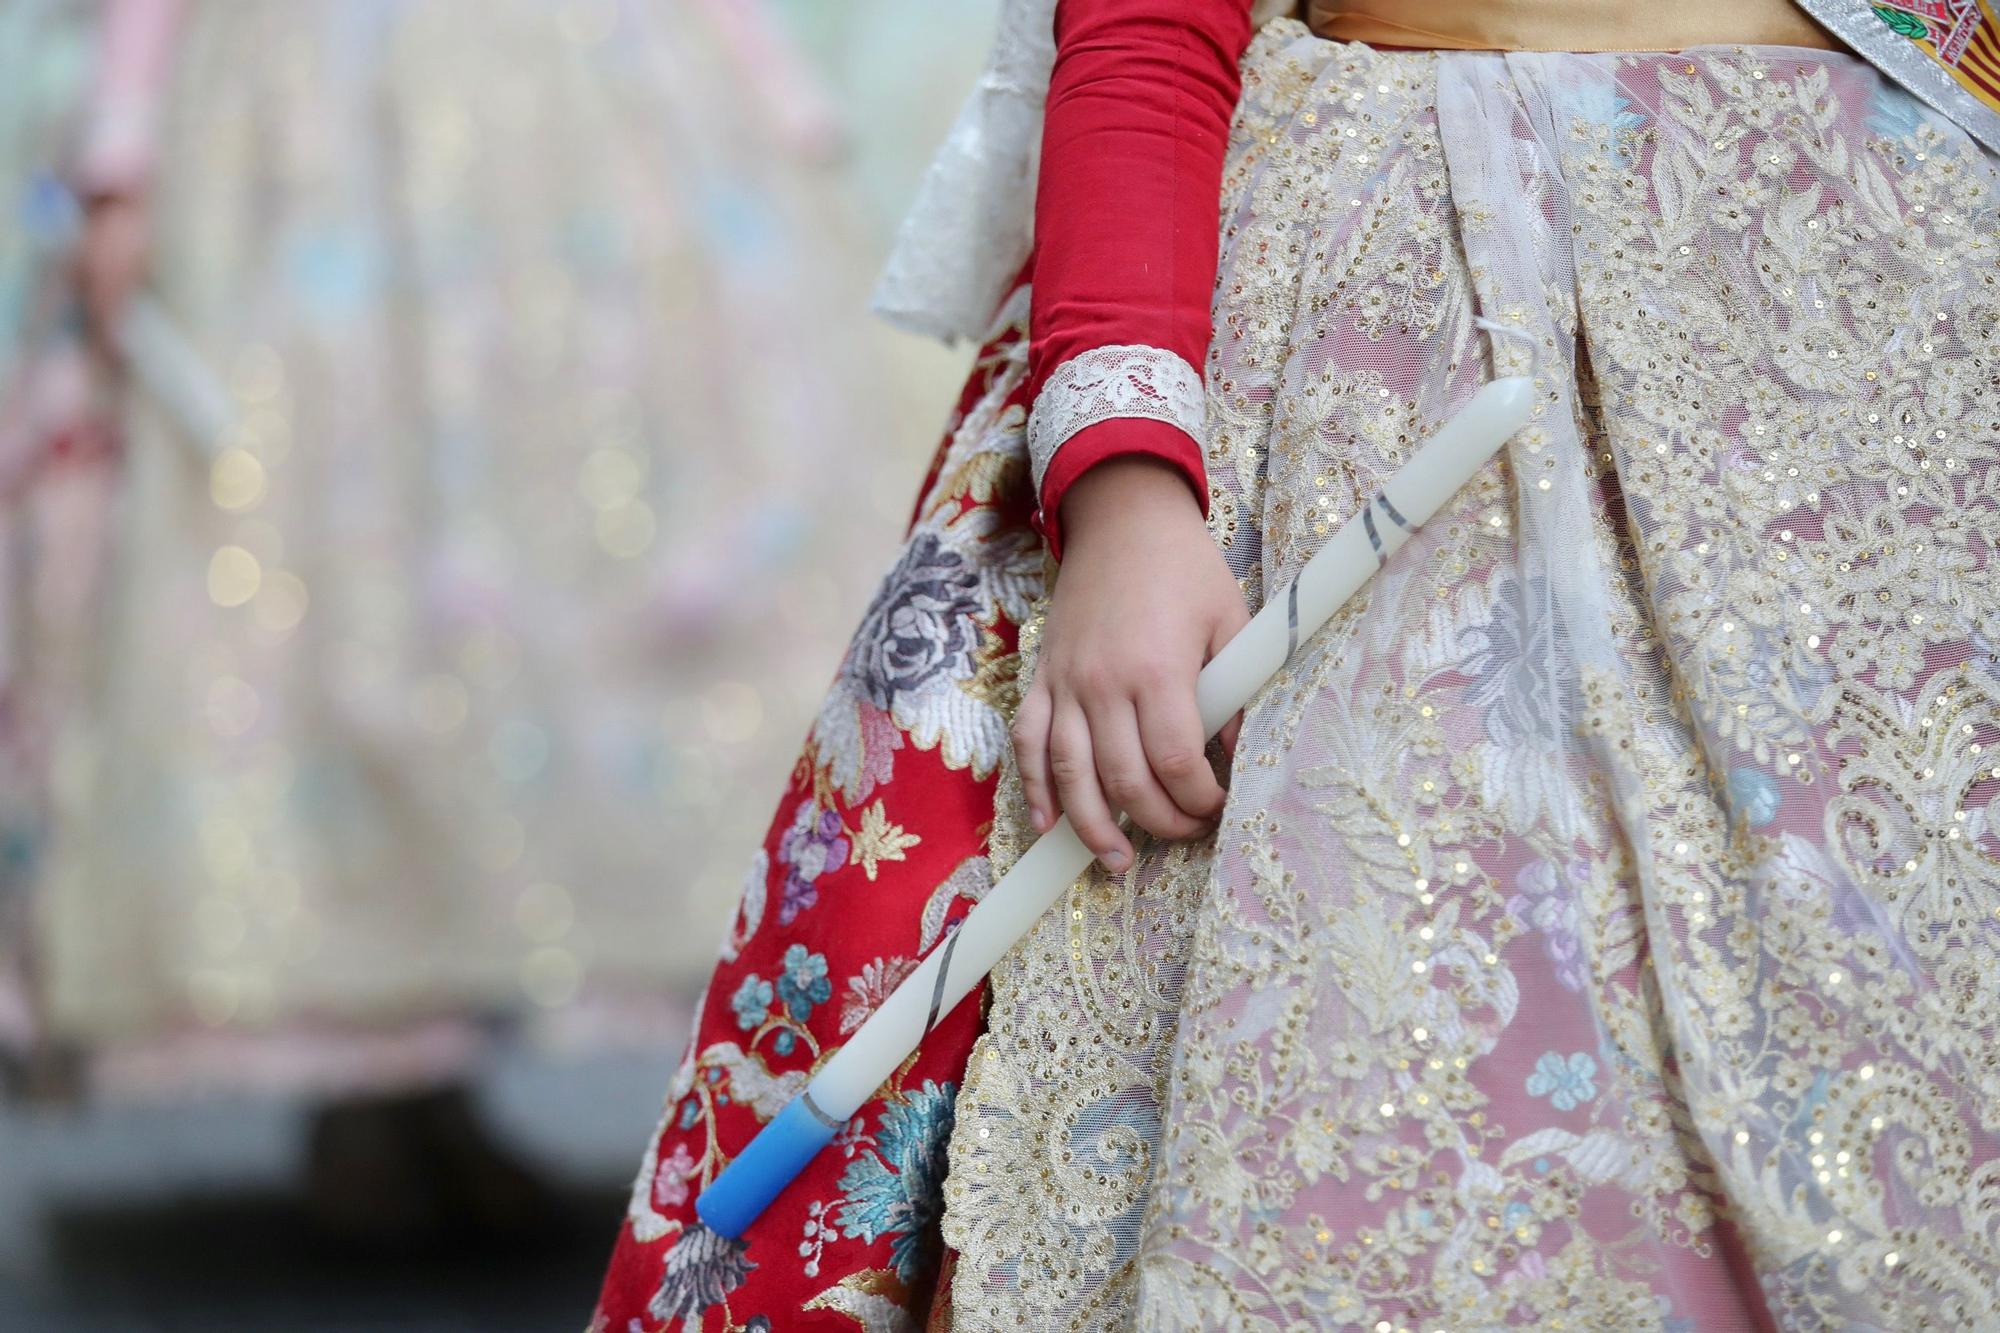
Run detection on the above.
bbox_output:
[846,532,984,711]
[777,799,849,925]
[1507,857,1589,992]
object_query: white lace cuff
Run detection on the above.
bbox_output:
[1025,344,1206,499]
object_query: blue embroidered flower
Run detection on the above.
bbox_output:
[1526,1050,1599,1111]
[1561,86,1648,159]
[776,945,832,1023]
[730,974,773,1032]
[1726,765,1782,827]
[835,1080,957,1281]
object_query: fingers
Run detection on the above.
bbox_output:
[1208,586,1252,657]
[1218,711,1243,759]
[1135,685,1226,824]
[1088,694,1212,843]
[1049,702,1132,871]
[1011,685,1055,833]
[1207,585,1253,763]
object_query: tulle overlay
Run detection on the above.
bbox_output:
[944,23,2000,1331]
[591,292,1046,1331]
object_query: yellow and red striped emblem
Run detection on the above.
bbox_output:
[1874,0,2000,113]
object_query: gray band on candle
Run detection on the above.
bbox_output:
[1362,506,1385,566]
[1374,490,1410,529]
[799,1089,843,1130]
[1284,578,1300,660]
[921,926,962,1039]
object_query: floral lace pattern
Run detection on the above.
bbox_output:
[1026,343,1208,498]
[943,24,2000,1332]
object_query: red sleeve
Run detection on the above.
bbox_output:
[1028,0,1253,558]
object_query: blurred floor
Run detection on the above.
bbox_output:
[0,1042,677,1331]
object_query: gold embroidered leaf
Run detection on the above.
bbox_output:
[801,1266,913,1329]
[853,800,921,881]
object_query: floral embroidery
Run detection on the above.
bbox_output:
[848,532,987,715]
[776,945,832,1024]
[839,955,919,1036]
[947,27,2000,1333]
[806,294,1044,805]
[1726,765,1783,827]
[729,974,772,1033]
[651,1142,696,1212]
[594,293,1040,1332]
[647,1225,756,1325]
[1508,858,1589,991]
[1526,1051,1601,1111]
[776,800,849,925]
[836,1080,957,1283]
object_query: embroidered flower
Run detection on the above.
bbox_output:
[841,955,920,1035]
[1507,858,1588,992]
[1526,1050,1599,1111]
[1726,765,1783,826]
[777,945,833,1023]
[1458,572,1560,748]
[777,800,849,925]
[1563,85,1647,157]
[835,1080,957,1281]
[1868,628,1924,692]
[652,1141,696,1211]
[648,1223,755,1323]
[847,532,984,711]
[730,974,773,1032]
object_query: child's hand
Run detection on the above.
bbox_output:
[1011,456,1247,872]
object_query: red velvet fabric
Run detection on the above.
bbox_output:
[1029,0,1255,556]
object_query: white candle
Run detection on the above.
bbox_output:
[698,373,1535,1237]
[120,296,236,462]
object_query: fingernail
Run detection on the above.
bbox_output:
[1104,851,1130,872]
[1030,807,1051,833]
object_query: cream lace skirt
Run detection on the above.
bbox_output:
[942,23,2000,1331]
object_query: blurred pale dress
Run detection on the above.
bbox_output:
[0,0,104,1068]
[36,0,923,1086]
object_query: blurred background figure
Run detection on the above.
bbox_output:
[0,0,992,1326]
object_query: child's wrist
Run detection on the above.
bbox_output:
[1058,456,1205,556]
